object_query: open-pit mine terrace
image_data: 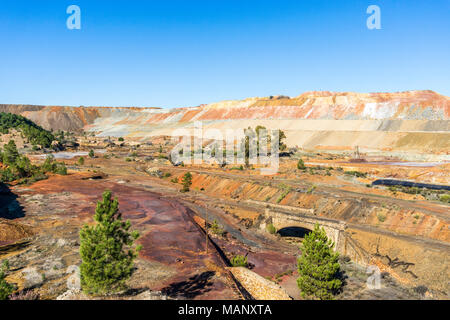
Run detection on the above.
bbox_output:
[0,90,449,299]
[1,90,449,161]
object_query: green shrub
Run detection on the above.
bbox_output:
[0,147,66,184]
[439,194,450,203]
[0,168,16,183]
[41,155,67,175]
[230,255,248,268]
[266,223,277,234]
[275,270,294,283]
[12,155,35,178]
[88,149,95,158]
[181,172,192,192]
[0,260,14,300]
[277,185,291,203]
[297,159,306,170]
[388,186,398,194]
[41,154,55,172]
[78,156,85,165]
[210,220,226,236]
[344,171,367,178]
[54,163,67,175]
[307,185,316,194]
[377,213,386,222]
[18,173,48,185]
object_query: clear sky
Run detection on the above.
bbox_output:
[1,0,449,108]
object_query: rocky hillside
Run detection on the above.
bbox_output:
[1,90,449,158]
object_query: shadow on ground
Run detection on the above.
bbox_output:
[0,182,25,219]
[161,271,216,299]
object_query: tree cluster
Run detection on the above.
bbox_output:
[0,140,67,184]
[0,112,55,148]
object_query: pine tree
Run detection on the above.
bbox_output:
[297,158,306,170]
[278,129,287,151]
[297,224,342,300]
[255,125,267,153]
[88,149,95,158]
[181,172,192,192]
[41,154,56,172]
[3,140,19,165]
[79,190,142,295]
[13,155,34,178]
[0,260,14,300]
[242,127,256,167]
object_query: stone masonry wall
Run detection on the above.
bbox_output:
[227,267,292,300]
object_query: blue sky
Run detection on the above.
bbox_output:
[0,0,449,108]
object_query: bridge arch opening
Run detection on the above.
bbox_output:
[277,226,312,245]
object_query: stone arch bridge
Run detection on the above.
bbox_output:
[263,208,346,248]
[248,200,370,264]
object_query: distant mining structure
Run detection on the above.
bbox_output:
[349,146,367,163]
